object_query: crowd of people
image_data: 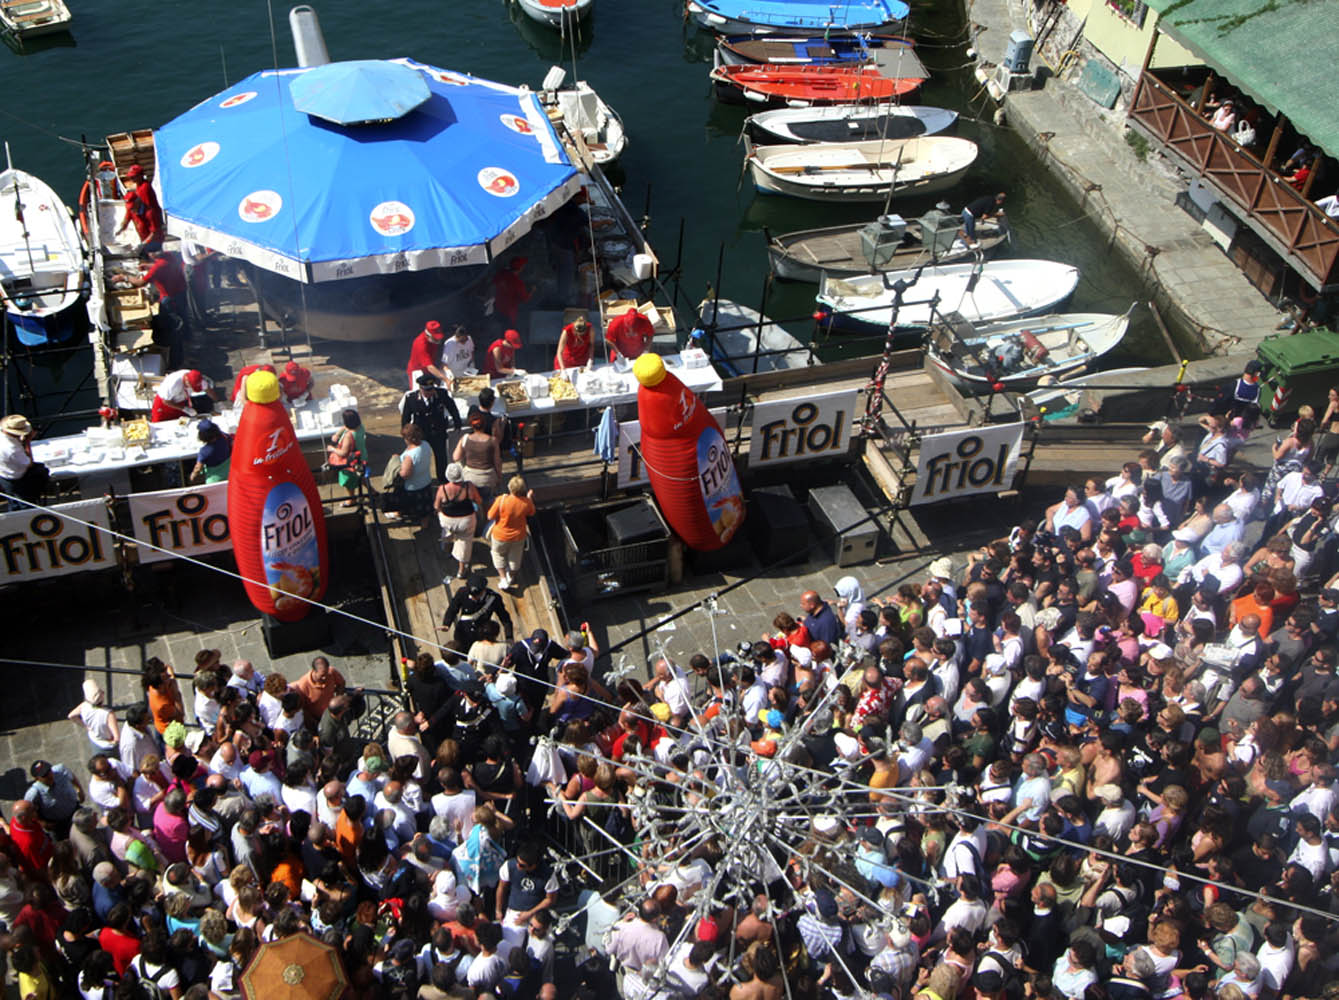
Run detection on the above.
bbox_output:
[8,372,1339,1000]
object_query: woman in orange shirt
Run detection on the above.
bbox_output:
[486,475,536,593]
[335,795,366,874]
[143,658,184,734]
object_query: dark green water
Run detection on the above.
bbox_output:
[1,0,1169,411]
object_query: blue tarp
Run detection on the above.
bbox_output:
[691,0,908,32]
[154,58,582,283]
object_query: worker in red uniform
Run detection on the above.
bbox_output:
[115,249,189,367]
[406,320,450,389]
[115,164,165,249]
[279,360,315,402]
[151,368,219,422]
[232,363,276,403]
[553,315,594,370]
[606,309,654,362]
[483,329,522,377]
[491,256,530,325]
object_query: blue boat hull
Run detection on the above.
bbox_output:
[8,302,80,347]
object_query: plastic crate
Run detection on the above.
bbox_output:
[559,498,670,602]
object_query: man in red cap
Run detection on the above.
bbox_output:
[606,308,654,362]
[278,360,314,402]
[407,320,450,389]
[115,164,165,248]
[491,256,530,325]
[151,368,218,422]
[483,328,522,377]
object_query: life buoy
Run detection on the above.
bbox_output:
[77,161,116,238]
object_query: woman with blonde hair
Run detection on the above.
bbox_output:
[486,474,535,592]
[454,802,513,908]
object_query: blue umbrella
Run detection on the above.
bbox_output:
[153,58,581,283]
[289,60,431,125]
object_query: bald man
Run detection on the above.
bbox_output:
[800,590,842,647]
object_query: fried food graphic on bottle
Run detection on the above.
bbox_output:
[711,495,744,540]
[269,562,318,613]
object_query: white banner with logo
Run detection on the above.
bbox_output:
[748,390,860,468]
[128,484,231,564]
[0,499,116,582]
[910,423,1025,505]
[616,409,728,489]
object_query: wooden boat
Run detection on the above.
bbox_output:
[816,259,1080,330]
[716,33,928,81]
[746,104,957,144]
[549,81,626,165]
[686,0,908,37]
[695,298,810,374]
[746,135,977,202]
[712,63,921,107]
[515,0,592,30]
[0,163,86,346]
[768,214,1006,283]
[925,310,1132,393]
[0,0,71,37]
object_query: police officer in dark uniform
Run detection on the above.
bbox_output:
[439,572,513,652]
[502,628,567,712]
[400,372,462,479]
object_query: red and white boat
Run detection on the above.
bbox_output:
[710,63,921,107]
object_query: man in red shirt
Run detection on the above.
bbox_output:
[119,249,190,366]
[606,309,654,362]
[483,328,521,377]
[407,321,450,389]
[115,164,165,248]
[491,256,530,325]
[7,801,50,881]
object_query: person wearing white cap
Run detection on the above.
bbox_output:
[0,413,49,508]
[1093,783,1137,841]
[67,679,120,753]
[1163,529,1200,580]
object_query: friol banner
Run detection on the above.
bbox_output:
[128,484,231,564]
[0,500,116,582]
[748,390,859,468]
[910,423,1025,505]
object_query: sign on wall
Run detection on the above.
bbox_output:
[0,500,116,582]
[748,390,859,468]
[616,409,728,489]
[910,423,1025,505]
[128,484,231,564]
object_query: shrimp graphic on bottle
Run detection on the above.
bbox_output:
[633,353,745,551]
[228,370,329,621]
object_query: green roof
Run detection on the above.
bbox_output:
[1146,0,1338,157]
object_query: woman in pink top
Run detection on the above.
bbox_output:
[152,788,190,863]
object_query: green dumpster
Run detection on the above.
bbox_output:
[1257,328,1339,426]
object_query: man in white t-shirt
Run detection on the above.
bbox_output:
[441,324,476,381]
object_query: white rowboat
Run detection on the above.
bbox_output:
[0,163,86,346]
[696,298,810,374]
[746,104,957,144]
[747,135,977,202]
[0,0,71,37]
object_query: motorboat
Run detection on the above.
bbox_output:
[0,0,71,37]
[695,297,811,374]
[768,211,1006,282]
[0,161,86,346]
[746,135,977,202]
[711,63,922,107]
[746,104,957,144]
[546,80,626,165]
[686,0,908,36]
[925,309,1133,393]
[816,259,1080,330]
[515,0,592,30]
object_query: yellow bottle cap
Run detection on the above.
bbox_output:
[633,353,666,387]
[246,370,281,405]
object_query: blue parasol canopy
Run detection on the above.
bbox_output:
[289,59,431,125]
[153,58,582,283]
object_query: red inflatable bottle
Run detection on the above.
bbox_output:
[229,370,329,621]
[634,353,745,551]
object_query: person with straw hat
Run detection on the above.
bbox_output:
[0,413,49,509]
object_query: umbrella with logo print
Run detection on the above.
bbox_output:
[151,57,582,283]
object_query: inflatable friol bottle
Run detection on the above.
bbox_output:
[633,353,745,551]
[229,370,329,621]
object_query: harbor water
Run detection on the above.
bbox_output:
[1,0,1176,422]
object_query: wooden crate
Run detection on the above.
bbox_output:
[108,287,155,328]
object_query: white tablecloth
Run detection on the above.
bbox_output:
[32,391,353,480]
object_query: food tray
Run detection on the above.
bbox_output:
[120,418,151,447]
[453,374,491,399]
[548,375,579,405]
[109,287,155,328]
[496,380,530,412]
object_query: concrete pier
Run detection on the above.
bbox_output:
[966,0,1285,356]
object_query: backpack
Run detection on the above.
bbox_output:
[124,957,173,1000]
